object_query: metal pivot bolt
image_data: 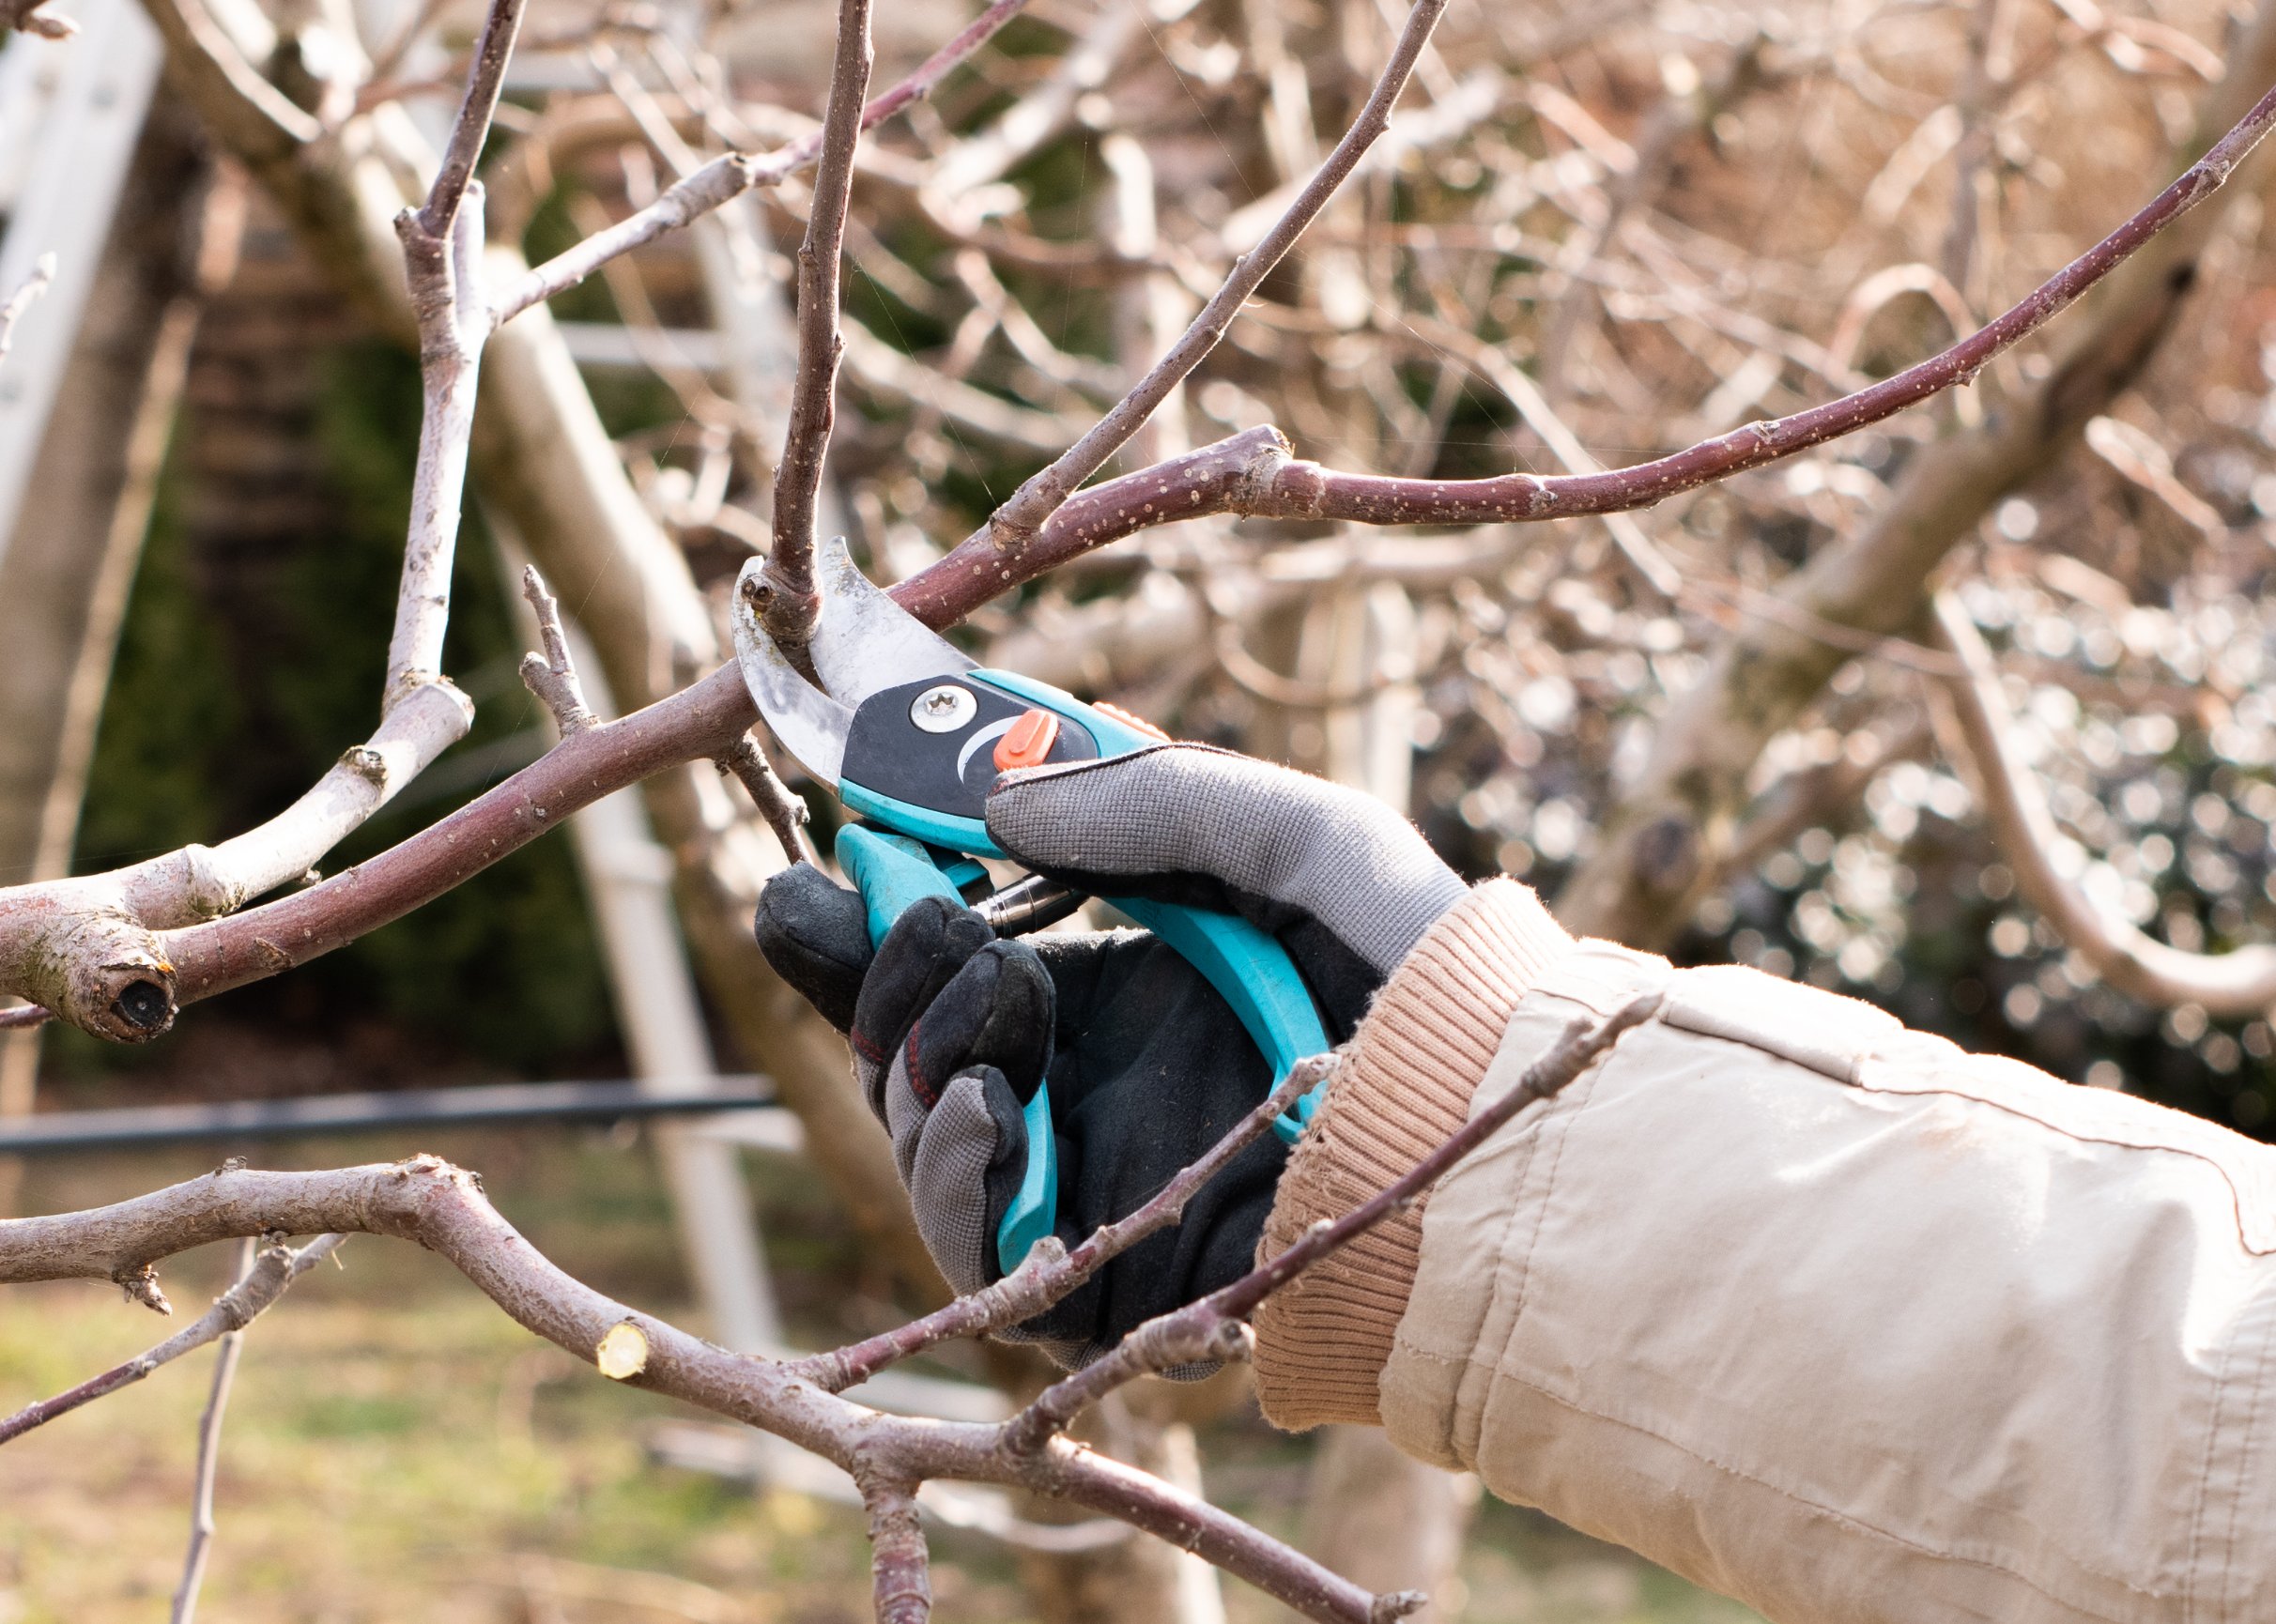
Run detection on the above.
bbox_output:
[910,684,977,732]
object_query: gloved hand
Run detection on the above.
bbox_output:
[754,743,1467,1366]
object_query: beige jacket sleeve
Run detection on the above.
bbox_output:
[1252,881,2276,1624]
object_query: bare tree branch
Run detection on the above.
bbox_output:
[897,72,2276,613]
[0,1233,343,1446]
[864,1480,932,1624]
[759,0,875,657]
[0,0,561,1038]
[1552,12,2276,949]
[153,663,756,1013]
[1929,592,2276,1016]
[138,0,325,152]
[417,0,529,242]
[0,1154,1415,1621]
[1001,999,1656,1454]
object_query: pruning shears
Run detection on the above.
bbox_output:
[731,542,1331,1275]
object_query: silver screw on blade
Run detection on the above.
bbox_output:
[910,684,977,732]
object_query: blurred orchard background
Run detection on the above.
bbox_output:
[3,0,2274,1615]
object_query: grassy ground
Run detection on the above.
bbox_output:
[0,1131,1761,1624]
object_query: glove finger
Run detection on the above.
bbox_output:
[753,862,874,1034]
[903,940,1054,1111]
[986,743,1466,977]
[851,895,996,1117]
[904,1066,1031,1295]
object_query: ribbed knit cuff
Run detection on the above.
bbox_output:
[1251,879,1572,1431]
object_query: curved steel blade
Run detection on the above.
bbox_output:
[809,535,975,707]
[731,558,851,789]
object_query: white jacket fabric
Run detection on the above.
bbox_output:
[1386,940,2276,1624]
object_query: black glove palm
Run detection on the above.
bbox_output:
[755,744,1466,1366]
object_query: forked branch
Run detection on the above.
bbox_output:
[0,1153,1390,1621]
[0,1233,345,1445]
[0,1000,1654,1621]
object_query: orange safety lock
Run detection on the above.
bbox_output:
[993,708,1061,772]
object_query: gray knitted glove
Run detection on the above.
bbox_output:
[987,743,1468,978]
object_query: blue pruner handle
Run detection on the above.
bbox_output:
[835,823,1065,1281]
[834,680,1338,1277]
[834,824,972,948]
[992,896,1330,1277]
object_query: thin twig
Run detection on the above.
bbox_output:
[1000,996,1659,1456]
[418,0,531,242]
[761,0,875,658]
[0,253,55,370]
[796,1058,1329,1393]
[365,0,452,89]
[491,0,1032,329]
[517,567,598,736]
[0,1234,346,1446]
[900,74,2276,607]
[716,736,812,865]
[388,181,491,699]
[965,0,1452,559]
[172,1237,254,1624]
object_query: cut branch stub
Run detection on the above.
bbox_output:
[0,900,177,1042]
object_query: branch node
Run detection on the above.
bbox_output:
[339,745,388,787]
[115,1264,172,1317]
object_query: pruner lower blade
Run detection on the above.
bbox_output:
[731,557,852,789]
